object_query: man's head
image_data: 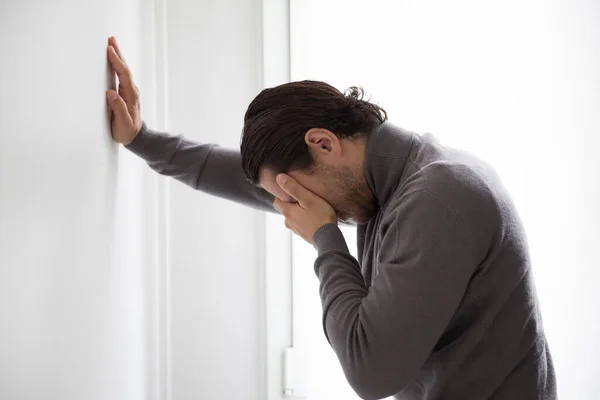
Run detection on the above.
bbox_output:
[240,80,387,224]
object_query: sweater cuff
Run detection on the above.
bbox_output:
[312,223,350,255]
[124,121,153,153]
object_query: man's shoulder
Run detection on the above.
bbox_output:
[390,146,513,242]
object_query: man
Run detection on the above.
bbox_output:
[105,37,557,399]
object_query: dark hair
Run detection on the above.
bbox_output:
[240,80,387,184]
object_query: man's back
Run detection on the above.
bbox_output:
[354,123,556,399]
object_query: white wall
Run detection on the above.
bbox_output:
[163,0,267,399]
[0,1,156,399]
[290,0,600,399]
[1,0,283,399]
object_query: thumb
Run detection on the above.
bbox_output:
[106,90,131,124]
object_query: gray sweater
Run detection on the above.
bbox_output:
[126,121,557,400]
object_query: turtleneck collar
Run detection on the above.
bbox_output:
[363,121,416,208]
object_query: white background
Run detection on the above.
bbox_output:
[290,1,600,399]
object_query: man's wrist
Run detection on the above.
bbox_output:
[312,223,349,254]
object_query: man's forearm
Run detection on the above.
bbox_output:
[125,122,275,212]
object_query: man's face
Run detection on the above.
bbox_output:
[259,163,377,225]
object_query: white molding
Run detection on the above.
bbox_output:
[255,2,268,399]
[255,1,268,392]
[140,0,171,399]
[262,0,291,87]
[260,1,295,400]
[153,0,172,397]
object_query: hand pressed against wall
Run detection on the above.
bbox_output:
[105,36,142,145]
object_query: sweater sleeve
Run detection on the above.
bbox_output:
[311,189,479,400]
[125,122,275,212]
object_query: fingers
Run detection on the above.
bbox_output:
[106,90,133,125]
[107,39,137,105]
[273,198,299,219]
[273,198,297,232]
[108,36,125,62]
[107,45,133,87]
[273,198,288,214]
[276,174,312,208]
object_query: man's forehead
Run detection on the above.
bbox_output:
[257,167,277,185]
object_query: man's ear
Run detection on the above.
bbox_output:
[304,128,340,155]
